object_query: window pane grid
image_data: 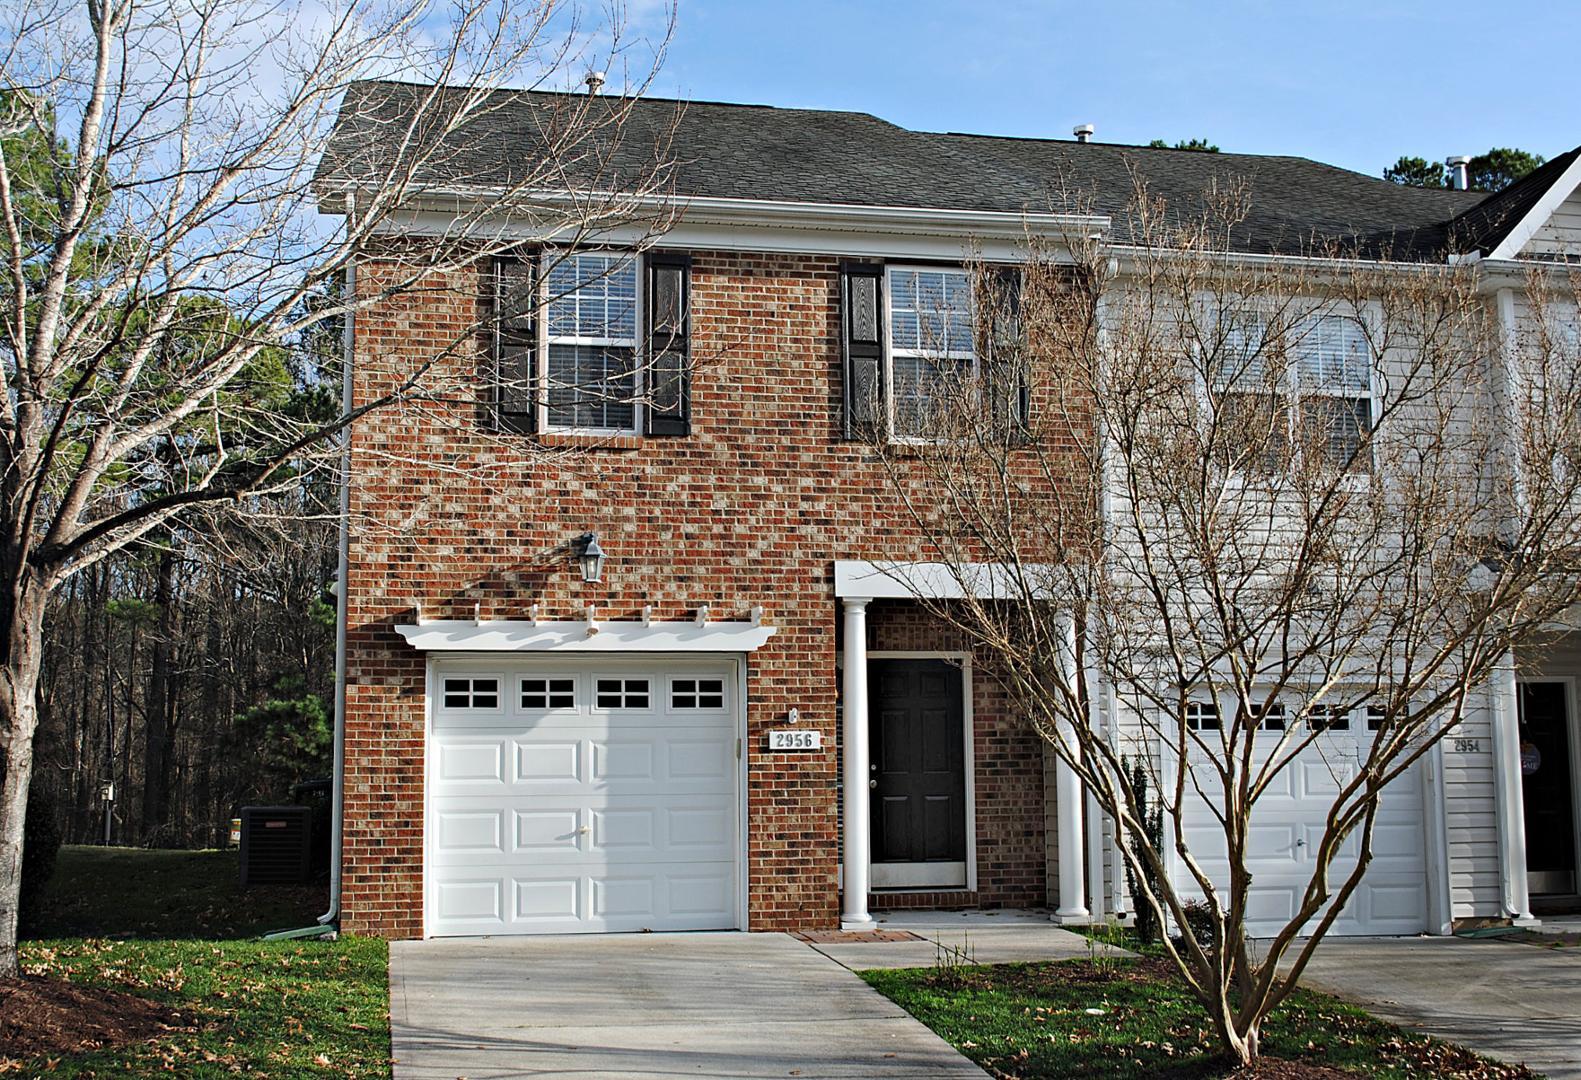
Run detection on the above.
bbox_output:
[521,677,575,710]
[890,268,974,357]
[1185,701,1221,731]
[672,677,725,709]
[596,677,651,709]
[442,677,499,710]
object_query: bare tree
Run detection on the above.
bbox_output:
[867,187,1581,1064]
[0,0,681,975]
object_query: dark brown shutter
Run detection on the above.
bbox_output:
[985,265,1030,433]
[645,251,691,436]
[841,262,885,439]
[492,256,537,434]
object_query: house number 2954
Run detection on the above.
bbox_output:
[1453,737,1482,753]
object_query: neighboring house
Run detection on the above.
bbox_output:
[317,81,1581,939]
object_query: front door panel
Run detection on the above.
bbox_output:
[869,659,967,888]
[1520,681,1579,896]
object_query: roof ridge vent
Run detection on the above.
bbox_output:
[584,70,606,95]
[1073,123,1095,144]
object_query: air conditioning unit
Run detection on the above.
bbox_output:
[238,805,313,886]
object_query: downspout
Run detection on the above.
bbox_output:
[318,258,355,927]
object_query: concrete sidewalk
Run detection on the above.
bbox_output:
[807,909,1126,970]
[1295,935,1581,1080]
[390,931,989,1079]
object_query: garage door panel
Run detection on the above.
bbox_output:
[437,742,505,783]
[515,878,582,922]
[516,741,581,783]
[435,810,504,853]
[429,660,740,937]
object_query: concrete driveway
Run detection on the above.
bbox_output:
[1296,936,1581,1079]
[389,931,989,1079]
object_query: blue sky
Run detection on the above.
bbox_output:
[648,0,1580,179]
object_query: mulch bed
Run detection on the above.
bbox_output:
[794,929,926,944]
[0,976,189,1062]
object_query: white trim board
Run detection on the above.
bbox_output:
[834,560,1058,600]
[1487,154,1581,261]
[397,620,777,653]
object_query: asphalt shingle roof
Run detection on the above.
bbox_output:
[320,81,1569,261]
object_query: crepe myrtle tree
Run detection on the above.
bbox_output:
[0,0,683,975]
[866,190,1581,1064]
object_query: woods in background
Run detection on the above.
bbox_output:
[32,501,336,849]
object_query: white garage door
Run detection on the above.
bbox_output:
[1177,712,1428,937]
[428,658,741,936]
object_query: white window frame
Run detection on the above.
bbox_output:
[539,249,644,436]
[883,264,978,443]
[1207,301,1380,476]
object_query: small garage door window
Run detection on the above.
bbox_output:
[521,677,575,709]
[595,677,650,709]
[443,677,499,709]
[672,677,725,709]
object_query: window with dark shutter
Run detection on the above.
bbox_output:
[645,252,691,436]
[841,263,885,439]
[492,256,537,433]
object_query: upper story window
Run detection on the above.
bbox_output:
[1216,310,1374,472]
[888,267,976,438]
[490,250,691,438]
[545,252,641,433]
[840,262,1027,442]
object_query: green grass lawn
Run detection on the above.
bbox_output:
[862,957,1537,1080]
[10,845,391,1078]
[17,937,391,1078]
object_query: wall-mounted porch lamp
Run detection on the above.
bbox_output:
[573,532,607,583]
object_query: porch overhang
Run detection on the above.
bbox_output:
[834,559,1053,601]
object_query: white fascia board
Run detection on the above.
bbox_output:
[834,559,1054,600]
[1487,153,1581,261]
[396,619,778,652]
[370,195,1108,262]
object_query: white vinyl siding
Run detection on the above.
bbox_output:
[1525,186,1581,258]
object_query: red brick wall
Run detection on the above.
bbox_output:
[342,249,1066,937]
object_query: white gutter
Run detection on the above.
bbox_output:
[319,258,354,927]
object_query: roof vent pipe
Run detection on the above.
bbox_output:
[1447,155,1471,191]
[584,70,606,95]
[1073,123,1095,144]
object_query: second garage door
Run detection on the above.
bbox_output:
[1177,705,1429,937]
[428,658,741,936]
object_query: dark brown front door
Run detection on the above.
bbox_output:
[1520,681,1578,896]
[870,659,967,888]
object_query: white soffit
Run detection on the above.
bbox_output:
[834,560,1052,600]
[396,620,777,653]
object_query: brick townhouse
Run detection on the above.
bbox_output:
[319,81,1581,939]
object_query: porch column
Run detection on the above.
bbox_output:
[841,597,875,928]
[1053,613,1090,923]
[1490,654,1536,924]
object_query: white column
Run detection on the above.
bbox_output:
[1490,654,1536,925]
[1053,614,1090,924]
[841,597,874,928]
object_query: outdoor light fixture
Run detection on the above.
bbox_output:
[573,532,606,583]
